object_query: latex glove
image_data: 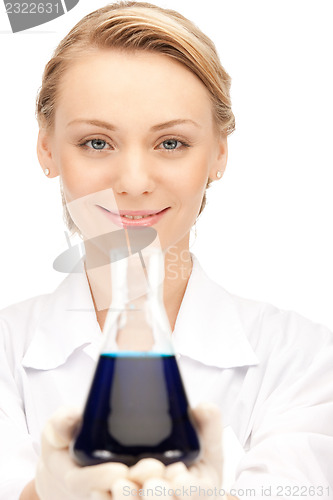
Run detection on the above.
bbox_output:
[35,407,128,500]
[111,403,225,500]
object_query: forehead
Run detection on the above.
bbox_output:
[55,49,214,129]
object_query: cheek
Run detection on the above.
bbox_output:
[174,157,209,205]
[56,146,105,202]
[65,189,120,240]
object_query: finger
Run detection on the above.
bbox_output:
[48,406,82,446]
[41,407,82,450]
[171,470,198,490]
[90,492,112,500]
[45,447,80,483]
[172,473,210,500]
[190,403,223,464]
[191,403,222,444]
[112,478,139,500]
[65,462,129,495]
[35,461,51,500]
[143,478,175,500]
[164,462,188,481]
[164,462,214,497]
[35,459,76,500]
[42,420,70,450]
[41,413,83,485]
[128,458,165,483]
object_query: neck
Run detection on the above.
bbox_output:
[84,238,193,332]
[163,245,192,330]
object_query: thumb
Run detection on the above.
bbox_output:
[45,406,82,449]
[191,402,223,441]
[190,403,223,462]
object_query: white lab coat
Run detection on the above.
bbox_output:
[0,255,332,499]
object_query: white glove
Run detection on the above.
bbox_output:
[35,407,129,500]
[110,403,226,500]
[36,403,225,500]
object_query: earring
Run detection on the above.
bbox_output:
[44,168,50,176]
[216,170,222,179]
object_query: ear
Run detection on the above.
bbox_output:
[37,129,59,178]
[209,134,228,181]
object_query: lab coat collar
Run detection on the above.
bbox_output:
[22,256,259,371]
[172,255,259,369]
[22,266,102,370]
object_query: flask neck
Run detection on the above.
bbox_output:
[102,251,174,356]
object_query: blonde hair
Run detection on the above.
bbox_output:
[36,1,235,234]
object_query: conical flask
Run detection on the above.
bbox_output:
[71,248,201,467]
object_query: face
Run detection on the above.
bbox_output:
[38,49,227,252]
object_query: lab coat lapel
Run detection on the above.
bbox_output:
[172,256,259,368]
[22,268,102,370]
[22,255,259,370]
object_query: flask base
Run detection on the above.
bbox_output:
[71,354,201,467]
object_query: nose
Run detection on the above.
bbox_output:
[114,148,155,197]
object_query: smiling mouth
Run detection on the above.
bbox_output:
[121,214,155,220]
[97,206,169,227]
[118,210,166,220]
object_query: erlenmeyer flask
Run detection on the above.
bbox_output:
[71,248,200,467]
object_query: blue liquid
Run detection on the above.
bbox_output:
[71,354,200,467]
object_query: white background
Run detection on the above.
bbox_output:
[0,0,332,329]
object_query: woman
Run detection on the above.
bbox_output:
[0,2,332,499]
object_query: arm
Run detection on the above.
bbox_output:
[0,324,39,499]
[231,312,333,498]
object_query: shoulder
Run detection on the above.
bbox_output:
[224,289,333,392]
[214,277,333,399]
[193,256,333,362]
[0,269,94,371]
[0,293,51,363]
[232,292,333,355]
[0,293,51,331]
[0,269,83,343]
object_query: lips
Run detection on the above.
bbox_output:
[97,206,169,227]
[118,209,164,217]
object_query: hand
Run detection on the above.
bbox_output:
[35,407,129,500]
[35,402,224,500]
[111,403,225,500]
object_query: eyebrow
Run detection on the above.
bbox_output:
[151,119,200,131]
[67,118,200,131]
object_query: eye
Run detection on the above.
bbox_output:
[78,138,113,151]
[162,139,181,150]
[88,139,110,150]
[158,138,190,152]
